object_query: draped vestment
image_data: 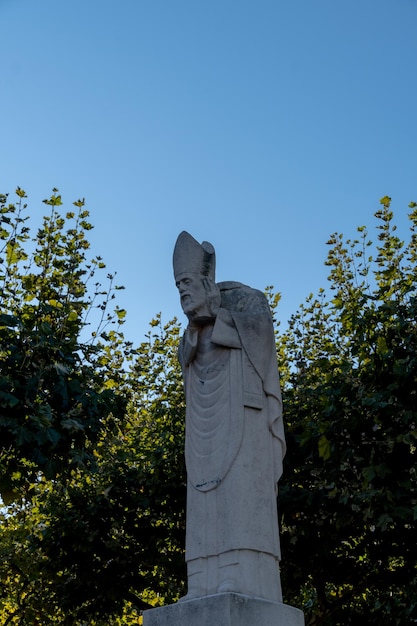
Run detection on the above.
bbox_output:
[178,282,286,563]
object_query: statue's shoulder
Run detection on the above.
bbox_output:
[217,281,270,316]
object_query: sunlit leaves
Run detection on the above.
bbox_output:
[279,197,417,624]
[0,188,130,497]
[2,186,416,624]
[0,187,188,623]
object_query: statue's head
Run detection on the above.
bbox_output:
[173,231,221,324]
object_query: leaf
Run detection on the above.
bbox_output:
[0,391,20,408]
[6,241,20,264]
[61,418,85,432]
[0,486,19,505]
[48,299,63,309]
[67,310,79,322]
[377,513,393,531]
[116,308,127,321]
[318,434,331,460]
[54,362,69,375]
[15,186,27,198]
[376,336,389,355]
[0,313,19,327]
[46,428,61,446]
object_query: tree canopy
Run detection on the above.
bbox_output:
[0,189,185,624]
[1,189,416,624]
[278,196,417,624]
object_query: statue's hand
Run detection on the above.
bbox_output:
[187,311,217,327]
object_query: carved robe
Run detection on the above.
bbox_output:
[178,282,286,563]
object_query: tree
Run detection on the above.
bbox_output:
[278,197,417,625]
[0,189,185,624]
[2,188,416,624]
[33,315,186,623]
[0,188,129,502]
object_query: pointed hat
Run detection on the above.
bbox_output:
[173,231,216,281]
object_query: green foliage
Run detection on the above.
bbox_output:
[278,197,417,624]
[0,189,128,502]
[32,316,186,622]
[0,189,185,624]
[2,188,416,624]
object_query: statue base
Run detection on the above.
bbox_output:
[142,592,305,626]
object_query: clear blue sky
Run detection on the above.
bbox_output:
[2,0,417,343]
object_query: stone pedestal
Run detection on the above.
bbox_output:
[143,592,305,626]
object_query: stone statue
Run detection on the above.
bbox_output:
[173,231,286,603]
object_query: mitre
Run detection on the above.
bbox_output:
[173,231,216,281]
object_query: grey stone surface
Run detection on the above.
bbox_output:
[173,232,287,602]
[143,593,305,626]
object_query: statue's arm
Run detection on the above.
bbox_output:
[178,326,199,369]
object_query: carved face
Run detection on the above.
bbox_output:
[176,274,210,322]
